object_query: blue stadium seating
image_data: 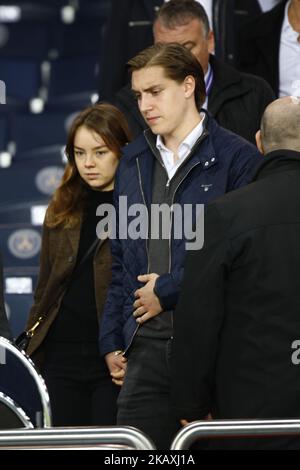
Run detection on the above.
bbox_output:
[0,23,49,58]
[0,58,42,101]
[0,199,48,225]
[0,224,42,268]
[4,268,38,336]
[0,115,8,152]
[51,21,104,58]
[0,156,65,203]
[47,57,98,101]
[11,110,72,154]
[1,0,68,5]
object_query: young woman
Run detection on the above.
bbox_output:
[26,103,131,426]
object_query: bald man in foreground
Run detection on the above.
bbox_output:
[171,96,300,449]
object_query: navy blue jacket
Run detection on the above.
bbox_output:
[99,114,261,356]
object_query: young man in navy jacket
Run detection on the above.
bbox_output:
[100,42,261,449]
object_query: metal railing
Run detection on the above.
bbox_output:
[0,392,33,428]
[0,336,52,427]
[171,419,300,449]
[0,426,156,450]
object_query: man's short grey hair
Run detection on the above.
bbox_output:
[156,0,210,37]
[260,97,300,153]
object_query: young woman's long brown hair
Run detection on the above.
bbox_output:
[46,103,131,228]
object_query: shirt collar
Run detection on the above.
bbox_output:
[282,0,294,33]
[156,115,204,154]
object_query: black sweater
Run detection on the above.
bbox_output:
[48,189,113,342]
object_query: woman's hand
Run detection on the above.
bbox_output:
[105,351,127,386]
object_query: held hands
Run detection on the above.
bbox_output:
[180,414,213,427]
[133,273,163,324]
[105,351,127,386]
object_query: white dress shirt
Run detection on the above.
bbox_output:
[257,0,281,12]
[279,0,300,97]
[156,116,204,181]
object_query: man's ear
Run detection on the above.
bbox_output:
[255,130,264,154]
[184,75,196,99]
[207,30,215,54]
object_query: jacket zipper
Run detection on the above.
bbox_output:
[125,138,207,350]
[168,162,201,331]
[123,157,150,355]
[136,157,150,274]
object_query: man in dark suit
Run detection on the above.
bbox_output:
[98,0,278,101]
[0,252,11,339]
[237,0,296,96]
[114,0,275,144]
[171,95,300,449]
[98,0,164,103]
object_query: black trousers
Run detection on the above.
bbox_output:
[42,341,119,427]
[117,336,181,450]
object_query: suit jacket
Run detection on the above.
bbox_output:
[98,0,163,102]
[26,216,112,361]
[98,0,267,99]
[0,253,11,340]
[237,0,288,95]
[213,0,262,65]
[172,149,300,449]
[114,55,275,144]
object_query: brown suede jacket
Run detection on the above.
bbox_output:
[26,215,111,362]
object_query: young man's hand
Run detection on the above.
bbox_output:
[105,351,127,386]
[133,273,163,324]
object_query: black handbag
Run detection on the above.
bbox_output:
[15,316,43,352]
[15,237,101,353]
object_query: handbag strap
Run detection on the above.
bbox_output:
[30,237,101,330]
[73,236,100,275]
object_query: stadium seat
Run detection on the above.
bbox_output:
[51,21,104,58]
[76,0,111,22]
[0,224,42,268]
[11,110,72,154]
[0,158,65,203]
[0,58,42,102]
[0,199,48,225]
[4,268,38,337]
[47,56,98,102]
[0,115,8,153]
[1,0,68,5]
[0,23,49,59]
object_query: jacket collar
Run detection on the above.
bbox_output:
[141,110,216,166]
[252,150,300,181]
[130,112,220,205]
[208,55,253,115]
